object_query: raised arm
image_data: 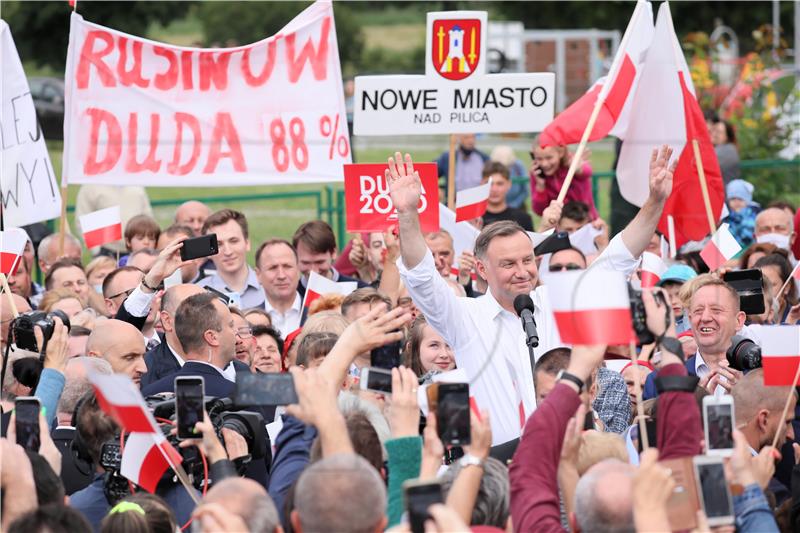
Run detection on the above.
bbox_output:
[620,145,676,258]
[387,152,428,270]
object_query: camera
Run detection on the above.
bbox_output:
[10,309,71,353]
[726,335,761,371]
[99,395,266,504]
[628,286,671,346]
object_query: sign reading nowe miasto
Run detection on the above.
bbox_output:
[353,11,555,135]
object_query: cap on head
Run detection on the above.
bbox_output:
[657,264,698,286]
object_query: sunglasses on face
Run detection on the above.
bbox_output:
[549,263,582,272]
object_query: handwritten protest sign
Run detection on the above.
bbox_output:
[62,1,350,187]
[343,163,439,233]
[1,21,62,227]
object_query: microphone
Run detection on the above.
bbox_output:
[513,294,539,349]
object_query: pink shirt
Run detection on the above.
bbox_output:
[531,162,598,219]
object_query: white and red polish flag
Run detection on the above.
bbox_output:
[455,179,491,222]
[616,2,724,248]
[549,268,636,345]
[301,271,357,310]
[699,223,741,271]
[0,228,28,276]
[761,326,800,386]
[121,432,183,493]
[640,252,667,288]
[79,206,122,249]
[439,203,480,279]
[88,373,160,434]
[539,0,654,147]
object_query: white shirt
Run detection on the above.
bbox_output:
[694,351,729,398]
[264,292,302,338]
[166,341,185,367]
[398,232,638,445]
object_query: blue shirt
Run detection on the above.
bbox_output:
[197,267,265,309]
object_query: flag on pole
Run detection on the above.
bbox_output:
[699,223,741,271]
[439,203,480,278]
[301,271,357,310]
[548,269,635,345]
[88,373,159,434]
[120,432,183,493]
[615,2,724,248]
[79,206,123,249]
[640,252,667,288]
[0,228,28,276]
[761,326,800,386]
[455,179,491,222]
[539,0,654,147]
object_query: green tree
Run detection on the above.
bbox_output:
[196,1,363,70]
[3,1,193,71]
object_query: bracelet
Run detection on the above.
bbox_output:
[556,370,585,393]
[141,277,160,292]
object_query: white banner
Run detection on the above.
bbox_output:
[1,20,62,227]
[62,1,351,187]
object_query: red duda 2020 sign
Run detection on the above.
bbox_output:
[343,163,439,233]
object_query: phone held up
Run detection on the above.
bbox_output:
[427,382,471,446]
[180,234,219,261]
[175,376,205,440]
[234,372,299,406]
[702,395,734,457]
[15,396,41,452]
[403,479,443,533]
[693,455,734,527]
[360,367,393,395]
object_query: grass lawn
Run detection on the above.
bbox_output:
[47,139,615,265]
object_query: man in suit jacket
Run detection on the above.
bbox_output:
[142,292,237,397]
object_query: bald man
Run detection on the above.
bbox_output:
[571,459,635,532]
[140,284,205,388]
[755,207,796,251]
[86,319,147,386]
[175,201,212,237]
[732,368,796,452]
[1,294,32,350]
[37,233,82,275]
[197,478,282,533]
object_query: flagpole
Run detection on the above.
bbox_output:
[776,262,799,304]
[667,215,677,258]
[0,274,20,318]
[629,341,649,450]
[57,184,68,256]
[447,134,457,210]
[155,443,201,506]
[691,140,716,235]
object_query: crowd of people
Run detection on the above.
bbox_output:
[0,129,799,533]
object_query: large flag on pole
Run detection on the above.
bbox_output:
[539,0,654,147]
[615,2,724,247]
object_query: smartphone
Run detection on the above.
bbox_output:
[723,269,765,315]
[233,372,299,406]
[693,456,734,527]
[360,367,393,395]
[175,377,205,440]
[583,410,596,431]
[180,234,219,261]
[703,395,735,457]
[370,337,402,370]
[403,479,443,533]
[14,397,41,452]
[436,383,471,446]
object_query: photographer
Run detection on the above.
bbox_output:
[644,274,747,399]
[69,392,197,531]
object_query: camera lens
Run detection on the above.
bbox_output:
[726,336,762,371]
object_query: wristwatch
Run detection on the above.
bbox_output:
[459,453,485,469]
[556,370,585,393]
[658,336,684,361]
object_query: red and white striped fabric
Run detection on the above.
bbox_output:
[640,252,667,288]
[791,262,800,281]
[121,432,182,493]
[79,206,122,249]
[89,373,159,434]
[539,0,653,147]
[548,268,635,345]
[699,223,741,271]
[302,271,357,310]
[761,326,800,386]
[455,179,491,222]
[0,228,28,276]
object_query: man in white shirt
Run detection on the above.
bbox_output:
[256,239,302,338]
[389,147,675,444]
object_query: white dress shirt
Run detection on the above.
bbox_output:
[398,232,638,444]
[264,292,302,338]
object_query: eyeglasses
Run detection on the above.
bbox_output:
[549,263,583,272]
[235,326,253,339]
[107,287,136,300]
